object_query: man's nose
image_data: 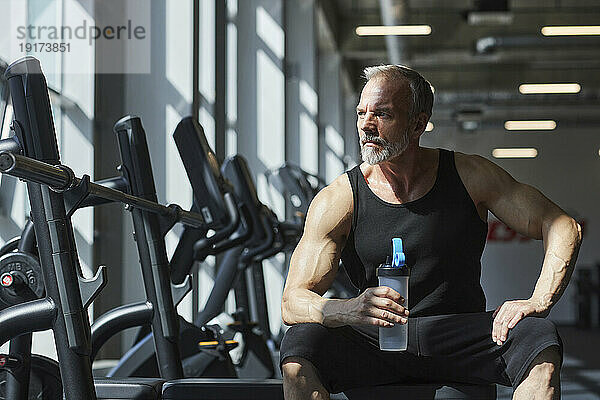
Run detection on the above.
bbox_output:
[360,112,377,131]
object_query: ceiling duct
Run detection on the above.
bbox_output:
[378,0,407,65]
[436,90,600,105]
[476,35,600,54]
[454,109,483,132]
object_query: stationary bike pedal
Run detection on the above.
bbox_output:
[197,339,239,351]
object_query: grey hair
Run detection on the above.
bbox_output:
[363,64,434,119]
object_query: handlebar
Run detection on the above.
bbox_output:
[0,151,211,229]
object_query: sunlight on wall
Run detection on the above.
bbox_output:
[325,124,344,158]
[198,255,215,312]
[256,6,284,60]
[28,0,62,89]
[9,181,26,229]
[62,0,94,118]
[299,79,318,117]
[227,23,237,124]
[199,0,215,103]
[226,128,237,158]
[257,173,284,221]
[264,254,285,336]
[0,1,26,60]
[325,125,344,182]
[299,79,319,174]
[300,112,318,175]
[62,115,94,246]
[199,106,216,149]
[256,49,284,170]
[167,0,193,104]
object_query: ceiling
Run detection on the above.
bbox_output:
[319,0,600,130]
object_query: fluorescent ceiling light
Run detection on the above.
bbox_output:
[541,26,600,36]
[492,148,538,158]
[426,122,434,132]
[504,120,556,130]
[355,25,432,36]
[519,83,581,94]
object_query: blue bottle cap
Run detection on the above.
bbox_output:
[392,238,405,267]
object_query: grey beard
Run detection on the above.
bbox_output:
[360,133,409,165]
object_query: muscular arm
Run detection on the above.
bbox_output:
[281,174,408,328]
[281,175,352,327]
[458,153,582,344]
[457,153,583,313]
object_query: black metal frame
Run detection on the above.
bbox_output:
[0,56,239,398]
[100,116,242,379]
[113,115,185,379]
[1,55,100,399]
[0,56,290,399]
[0,119,240,374]
[1,220,37,400]
[78,116,240,375]
[0,60,8,136]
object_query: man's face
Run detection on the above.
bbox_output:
[356,77,413,165]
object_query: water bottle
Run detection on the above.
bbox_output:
[376,238,409,351]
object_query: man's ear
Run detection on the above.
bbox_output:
[411,112,429,138]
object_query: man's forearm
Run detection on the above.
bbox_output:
[282,288,350,327]
[530,215,582,312]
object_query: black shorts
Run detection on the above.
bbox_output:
[280,311,562,394]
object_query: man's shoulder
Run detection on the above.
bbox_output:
[454,151,489,169]
[305,172,353,238]
[453,151,517,207]
[312,172,353,212]
[454,151,500,182]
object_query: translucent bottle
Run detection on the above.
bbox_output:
[376,238,409,351]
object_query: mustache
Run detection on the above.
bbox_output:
[360,134,389,147]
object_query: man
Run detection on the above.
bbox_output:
[280,65,582,400]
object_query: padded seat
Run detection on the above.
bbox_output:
[162,378,284,399]
[344,383,496,399]
[95,377,165,399]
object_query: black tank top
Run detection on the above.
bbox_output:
[340,149,488,317]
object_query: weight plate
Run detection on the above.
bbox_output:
[0,252,44,308]
[0,354,62,400]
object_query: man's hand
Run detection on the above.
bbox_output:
[491,299,548,345]
[342,286,409,327]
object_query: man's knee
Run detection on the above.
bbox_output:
[282,357,329,399]
[282,357,303,380]
[282,356,319,381]
[513,316,560,340]
[524,345,561,384]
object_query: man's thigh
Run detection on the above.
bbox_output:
[417,311,562,389]
[280,323,428,393]
[280,312,562,392]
